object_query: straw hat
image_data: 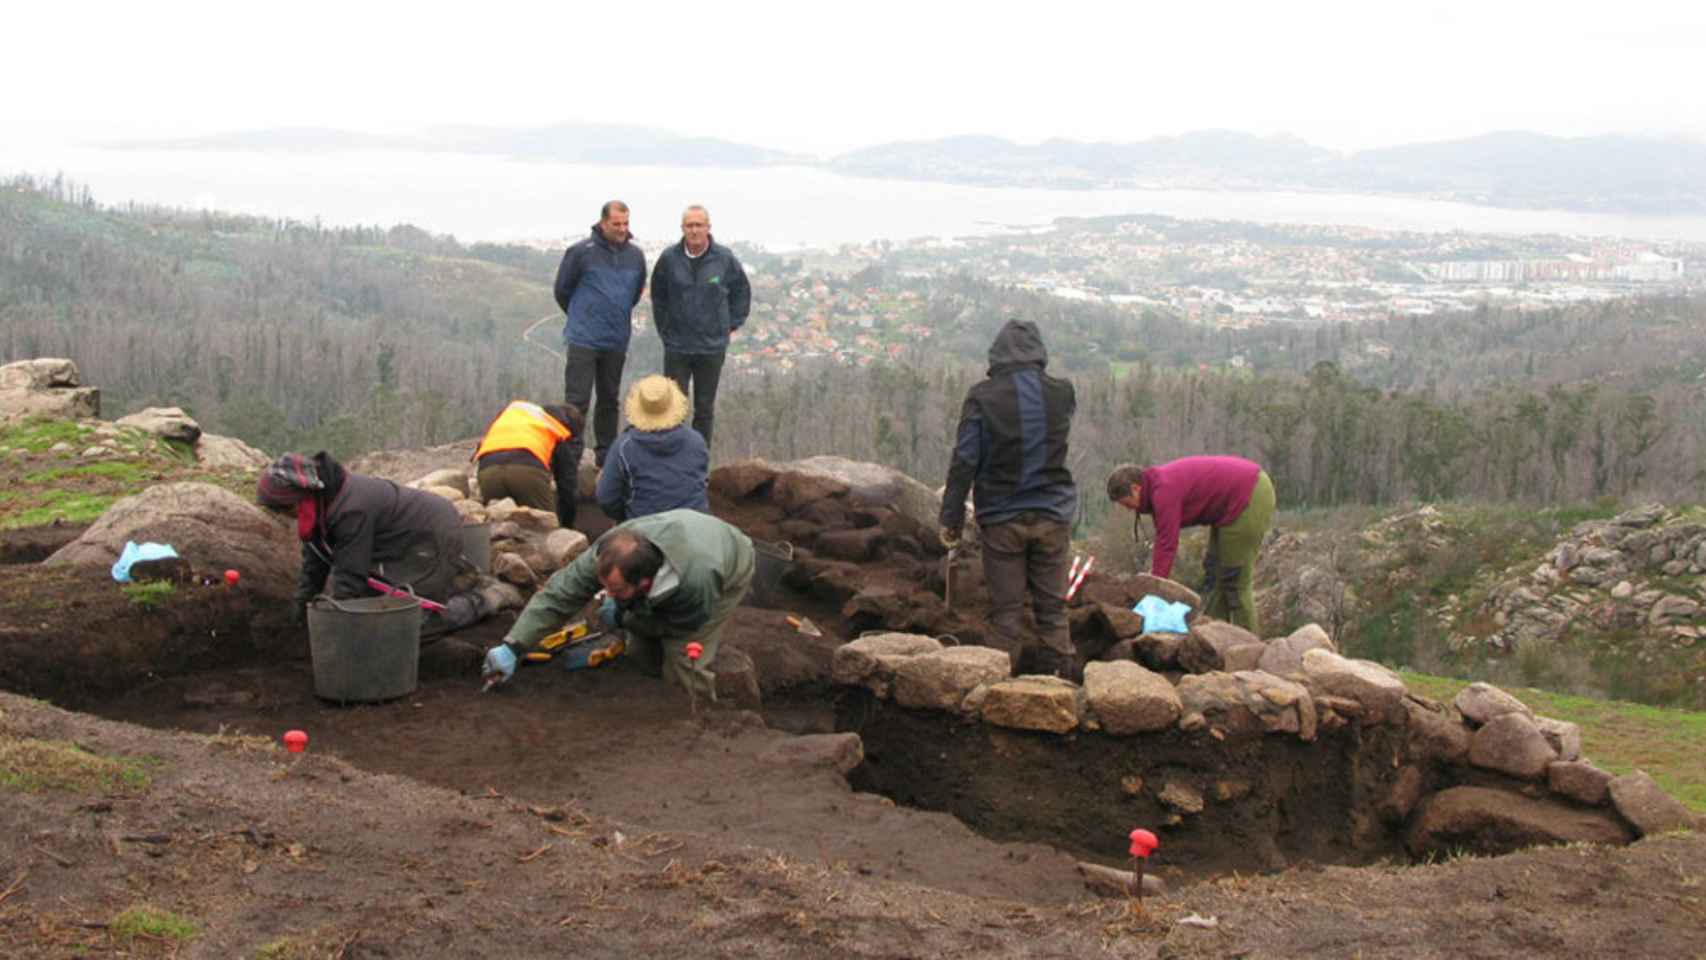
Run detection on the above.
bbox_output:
[624,375,690,431]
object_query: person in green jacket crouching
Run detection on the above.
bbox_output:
[482,509,754,701]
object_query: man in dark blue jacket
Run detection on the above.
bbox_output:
[650,205,751,447]
[555,201,647,469]
[597,375,710,522]
[939,319,1078,675]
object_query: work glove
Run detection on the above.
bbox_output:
[939,527,962,551]
[482,643,520,685]
[598,596,623,629]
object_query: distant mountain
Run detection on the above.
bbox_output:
[831,130,1338,187]
[830,130,1706,214]
[110,124,1706,214]
[111,122,805,169]
[1344,132,1706,214]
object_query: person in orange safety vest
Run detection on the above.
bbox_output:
[473,401,584,528]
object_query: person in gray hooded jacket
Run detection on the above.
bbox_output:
[938,319,1078,675]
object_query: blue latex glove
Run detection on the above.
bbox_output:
[598,596,623,628]
[1133,595,1192,634]
[482,644,518,684]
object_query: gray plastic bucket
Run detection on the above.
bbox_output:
[459,522,492,575]
[307,593,422,702]
[747,539,793,608]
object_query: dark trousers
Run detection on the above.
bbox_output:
[475,461,553,513]
[564,346,626,467]
[663,350,726,446]
[980,512,1074,663]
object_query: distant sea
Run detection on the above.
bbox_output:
[9,146,1706,249]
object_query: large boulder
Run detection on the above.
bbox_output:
[891,645,1011,712]
[1404,698,1471,764]
[1128,574,1201,610]
[1547,760,1614,806]
[1405,786,1633,859]
[1300,648,1406,725]
[0,357,81,391]
[1176,670,1317,740]
[1467,712,1557,779]
[831,633,944,692]
[1178,619,1264,674]
[115,406,202,444]
[0,358,100,422]
[1453,682,1534,726]
[195,432,270,470]
[1608,771,1700,837]
[785,456,943,535]
[980,676,1080,733]
[1082,660,1181,734]
[1257,623,1336,677]
[45,482,299,599]
[347,439,479,486]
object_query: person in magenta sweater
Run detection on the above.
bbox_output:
[1106,456,1275,633]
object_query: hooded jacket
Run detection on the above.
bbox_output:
[650,237,752,355]
[554,224,647,352]
[295,451,464,603]
[596,422,711,523]
[939,319,1077,530]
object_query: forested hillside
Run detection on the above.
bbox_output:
[0,175,570,454]
[4,177,1704,537]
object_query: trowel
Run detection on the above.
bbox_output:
[785,614,823,637]
[942,545,958,611]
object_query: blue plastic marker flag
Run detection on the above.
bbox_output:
[112,540,179,583]
[1132,594,1191,634]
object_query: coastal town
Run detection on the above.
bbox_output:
[543,213,1702,372]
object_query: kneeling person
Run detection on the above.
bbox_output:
[596,375,709,522]
[256,451,499,634]
[483,509,753,700]
[474,401,583,528]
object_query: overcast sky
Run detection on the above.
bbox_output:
[6,0,1703,157]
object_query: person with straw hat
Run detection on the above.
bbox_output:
[596,375,710,523]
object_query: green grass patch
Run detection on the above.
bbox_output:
[0,489,117,528]
[1401,672,1706,812]
[0,737,155,794]
[122,581,177,609]
[24,459,156,485]
[111,906,198,945]
[0,417,94,453]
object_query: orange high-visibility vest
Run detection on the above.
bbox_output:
[475,402,572,469]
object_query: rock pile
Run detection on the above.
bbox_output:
[1470,504,1706,656]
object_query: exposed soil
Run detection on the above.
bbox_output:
[4,492,1706,956]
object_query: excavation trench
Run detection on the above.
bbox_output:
[2,571,1420,905]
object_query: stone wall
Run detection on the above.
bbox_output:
[833,629,1700,872]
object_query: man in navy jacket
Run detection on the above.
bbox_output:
[555,200,647,469]
[650,205,751,447]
